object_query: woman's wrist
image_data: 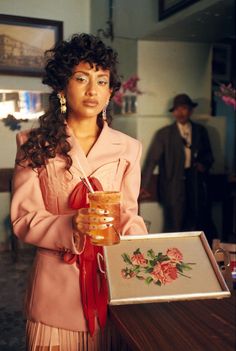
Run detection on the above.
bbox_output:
[72,215,83,250]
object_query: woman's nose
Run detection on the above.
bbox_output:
[86,80,97,96]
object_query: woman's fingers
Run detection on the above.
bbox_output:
[88,216,114,223]
[75,208,113,224]
[73,207,114,234]
[77,222,113,233]
[79,207,109,215]
[74,215,113,224]
[89,207,109,215]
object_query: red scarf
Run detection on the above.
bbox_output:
[63,177,108,336]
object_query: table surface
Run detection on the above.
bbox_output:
[109,292,236,351]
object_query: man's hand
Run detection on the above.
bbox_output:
[194,162,206,173]
[139,188,151,200]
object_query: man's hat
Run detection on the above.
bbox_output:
[169,94,198,112]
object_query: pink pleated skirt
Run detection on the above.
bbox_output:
[26,319,130,351]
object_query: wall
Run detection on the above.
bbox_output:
[137,41,212,115]
[90,0,138,79]
[112,38,137,79]
[214,96,236,173]
[91,0,222,41]
[0,0,90,92]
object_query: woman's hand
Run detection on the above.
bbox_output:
[72,207,114,238]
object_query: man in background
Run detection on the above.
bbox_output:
[141,93,216,245]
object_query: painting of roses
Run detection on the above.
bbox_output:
[121,247,195,286]
[103,232,230,305]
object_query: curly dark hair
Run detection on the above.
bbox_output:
[17,33,121,170]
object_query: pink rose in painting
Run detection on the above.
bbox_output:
[150,262,164,282]
[131,253,148,267]
[161,262,178,284]
[151,261,178,285]
[166,248,183,263]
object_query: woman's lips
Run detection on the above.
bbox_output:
[83,99,99,107]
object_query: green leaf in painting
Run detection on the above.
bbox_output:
[149,260,156,267]
[155,280,162,286]
[145,267,154,273]
[159,254,170,262]
[147,249,155,259]
[133,248,141,255]
[181,263,193,270]
[145,276,153,285]
[121,253,132,264]
[133,266,141,273]
[176,263,183,272]
[156,252,162,259]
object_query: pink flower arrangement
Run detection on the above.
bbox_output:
[121,248,195,286]
[113,75,143,107]
[215,83,236,110]
[122,75,142,94]
[112,91,123,107]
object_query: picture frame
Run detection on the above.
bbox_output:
[103,231,230,305]
[0,14,63,77]
[212,44,231,82]
[158,0,200,21]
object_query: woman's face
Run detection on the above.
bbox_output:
[64,61,112,120]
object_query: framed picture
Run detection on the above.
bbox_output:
[158,0,200,21]
[0,14,63,77]
[103,231,230,305]
[212,44,231,82]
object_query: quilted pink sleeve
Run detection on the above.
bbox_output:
[10,132,84,254]
[120,140,148,235]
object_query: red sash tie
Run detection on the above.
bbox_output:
[63,177,108,336]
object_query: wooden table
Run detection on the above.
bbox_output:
[109,292,236,351]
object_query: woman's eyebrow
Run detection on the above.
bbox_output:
[73,70,89,76]
[73,70,109,77]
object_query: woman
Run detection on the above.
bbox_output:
[11,33,147,351]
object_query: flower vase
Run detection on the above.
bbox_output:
[122,94,137,114]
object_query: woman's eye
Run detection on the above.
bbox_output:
[98,79,109,86]
[75,75,88,83]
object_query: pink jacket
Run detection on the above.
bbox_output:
[11,122,147,331]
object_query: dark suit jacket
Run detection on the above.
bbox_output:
[142,121,214,207]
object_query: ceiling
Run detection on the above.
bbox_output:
[145,0,235,43]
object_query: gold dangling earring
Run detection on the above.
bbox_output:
[57,93,67,114]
